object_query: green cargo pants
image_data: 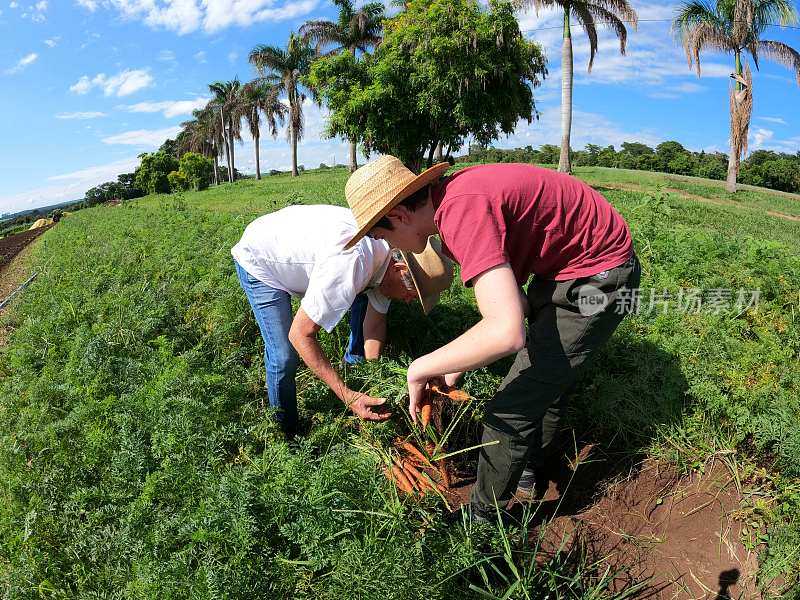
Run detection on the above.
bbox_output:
[471,253,641,510]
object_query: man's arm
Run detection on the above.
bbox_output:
[362,303,387,360]
[288,307,390,421]
[406,264,526,422]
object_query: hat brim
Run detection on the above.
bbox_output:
[343,162,450,250]
[399,245,442,315]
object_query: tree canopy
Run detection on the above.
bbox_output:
[307,0,547,170]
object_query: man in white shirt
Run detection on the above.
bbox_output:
[232,204,453,436]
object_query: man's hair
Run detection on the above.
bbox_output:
[372,185,431,231]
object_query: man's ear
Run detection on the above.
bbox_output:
[386,205,411,225]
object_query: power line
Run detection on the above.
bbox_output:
[519,18,800,34]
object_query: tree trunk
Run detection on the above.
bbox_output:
[229,122,236,182]
[558,10,574,174]
[726,52,744,193]
[254,130,261,180]
[349,141,358,173]
[213,153,219,185]
[434,142,443,162]
[291,124,299,177]
[348,46,359,174]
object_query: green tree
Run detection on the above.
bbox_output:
[300,0,385,172]
[178,152,214,191]
[209,79,243,183]
[675,0,800,192]
[179,106,224,186]
[134,152,179,195]
[513,0,638,174]
[250,34,315,178]
[307,0,547,172]
[240,81,287,180]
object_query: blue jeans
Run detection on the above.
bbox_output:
[235,262,368,433]
[235,262,299,433]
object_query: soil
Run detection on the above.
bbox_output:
[0,225,52,272]
[450,444,763,599]
[0,231,44,346]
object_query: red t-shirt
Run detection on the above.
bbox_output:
[432,164,633,285]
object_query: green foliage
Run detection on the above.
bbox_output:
[1,167,800,595]
[178,152,214,191]
[167,170,190,192]
[307,0,547,170]
[134,152,180,195]
[84,172,144,206]
[460,143,800,194]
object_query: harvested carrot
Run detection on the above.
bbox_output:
[398,440,434,469]
[390,463,415,494]
[420,400,432,428]
[430,384,471,403]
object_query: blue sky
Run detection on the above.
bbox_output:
[1,0,798,215]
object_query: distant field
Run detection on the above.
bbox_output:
[1,166,798,597]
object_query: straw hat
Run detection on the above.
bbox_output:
[344,155,450,250]
[400,236,454,315]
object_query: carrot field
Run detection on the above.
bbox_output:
[1,166,799,598]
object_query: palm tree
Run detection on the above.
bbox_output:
[675,0,800,192]
[179,106,224,185]
[240,81,288,180]
[300,0,385,172]
[514,0,638,174]
[209,79,243,183]
[249,34,315,178]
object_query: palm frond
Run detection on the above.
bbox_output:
[572,4,600,71]
[586,3,631,54]
[249,44,288,74]
[759,39,800,84]
[588,0,638,26]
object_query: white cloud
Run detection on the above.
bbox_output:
[757,116,787,126]
[102,126,182,147]
[120,97,209,118]
[0,157,140,215]
[73,0,319,34]
[5,52,38,75]
[518,1,732,89]
[752,128,774,149]
[56,111,107,119]
[44,36,60,47]
[157,49,176,62]
[194,50,207,63]
[9,1,18,8]
[70,68,153,97]
[227,50,238,63]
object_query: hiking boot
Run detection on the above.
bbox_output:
[515,468,540,501]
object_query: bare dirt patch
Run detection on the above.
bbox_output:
[451,445,762,599]
[537,457,761,599]
[1,239,40,346]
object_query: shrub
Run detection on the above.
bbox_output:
[178,152,214,191]
[167,170,189,192]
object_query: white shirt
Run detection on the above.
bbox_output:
[231,205,392,333]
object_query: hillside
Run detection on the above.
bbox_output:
[1,166,799,598]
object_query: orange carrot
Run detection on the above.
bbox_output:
[420,401,432,428]
[430,384,471,403]
[390,463,414,494]
[398,440,433,469]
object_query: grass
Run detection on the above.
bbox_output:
[1,166,799,598]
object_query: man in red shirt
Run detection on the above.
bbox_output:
[344,156,641,519]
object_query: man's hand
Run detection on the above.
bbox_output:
[347,391,391,421]
[444,372,463,387]
[407,362,437,424]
